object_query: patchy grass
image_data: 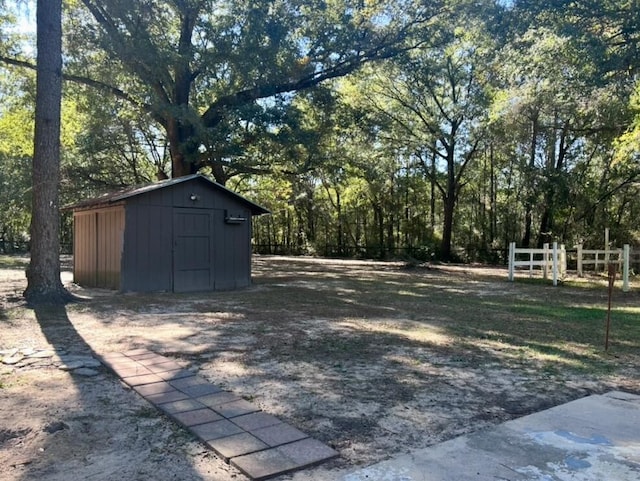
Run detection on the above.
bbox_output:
[2,255,639,473]
[0,255,29,269]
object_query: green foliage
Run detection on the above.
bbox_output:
[1,0,640,261]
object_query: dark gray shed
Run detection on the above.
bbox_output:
[67,174,269,292]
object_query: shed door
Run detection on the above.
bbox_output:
[173,209,213,292]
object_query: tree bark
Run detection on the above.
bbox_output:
[441,192,455,261]
[522,113,539,248]
[24,0,73,304]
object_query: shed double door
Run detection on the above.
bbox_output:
[173,208,214,292]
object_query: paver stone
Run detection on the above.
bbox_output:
[231,412,282,431]
[133,381,175,397]
[276,438,339,466]
[250,423,308,447]
[231,447,299,480]
[172,408,223,427]
[190,419,244,441]
[145,389,190,404]
[158,398,205,414]
[206,432,269,462]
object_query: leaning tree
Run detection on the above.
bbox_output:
[63,0,444,182]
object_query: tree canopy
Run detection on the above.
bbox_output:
[1,0,639,264]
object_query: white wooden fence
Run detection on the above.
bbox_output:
[508,242,566,286]
[508,241,631,291]
[576,243,630,292]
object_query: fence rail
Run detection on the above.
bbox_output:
[508,242,566,286]
[575,243,630,292]
[577,244,624,274]
[509,242,631,291]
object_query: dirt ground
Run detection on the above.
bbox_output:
[1,256,638,481]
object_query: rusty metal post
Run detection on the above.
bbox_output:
[605,264,616,351]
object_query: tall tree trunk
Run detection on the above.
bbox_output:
[336,190,343,254]
[24,0,72,304]
[522,113,539,247]
[441,193,455,261]
[536,119,569,247]
[440,147,457,261]
[430,150,436,235]
[489,143,496,245]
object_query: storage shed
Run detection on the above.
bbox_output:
[67,174,269,292]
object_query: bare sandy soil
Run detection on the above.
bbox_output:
[1,256,638,481]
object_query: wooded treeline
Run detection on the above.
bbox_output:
[1,0,639,262]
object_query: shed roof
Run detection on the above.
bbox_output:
[65,174,270,215]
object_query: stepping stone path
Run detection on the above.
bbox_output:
[0,348,101,377]
[99,349,338,480]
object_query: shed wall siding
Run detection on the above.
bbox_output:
[121,204,173,292]
[214,207,252,289]
[73,211,97,286]
[73,206,124,289]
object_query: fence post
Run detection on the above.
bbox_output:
[577,242,583,277]
[560,244,566,278]
[552,242,558,286]
[528,249,533,277]
[623,244,630,292]
[508,242,515,281]
[542,243,549,279]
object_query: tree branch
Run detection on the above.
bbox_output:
[0,55,152,113]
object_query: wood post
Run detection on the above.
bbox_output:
[508,242,515,282]
[623,244,630,293]
[577,242,583,277]
[552,242,558,286]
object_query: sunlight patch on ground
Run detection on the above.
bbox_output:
[338,318,452,346]
[471,338,601,368]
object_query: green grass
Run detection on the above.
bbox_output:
[425,288,639,375]
[0,255,29,269]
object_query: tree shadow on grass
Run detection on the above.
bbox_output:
[32,303,95,356]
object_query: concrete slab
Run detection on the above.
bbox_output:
[339,391,640,481]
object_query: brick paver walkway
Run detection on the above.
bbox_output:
[99,349,338,480]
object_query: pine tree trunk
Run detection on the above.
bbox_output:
[24,0,72,304]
